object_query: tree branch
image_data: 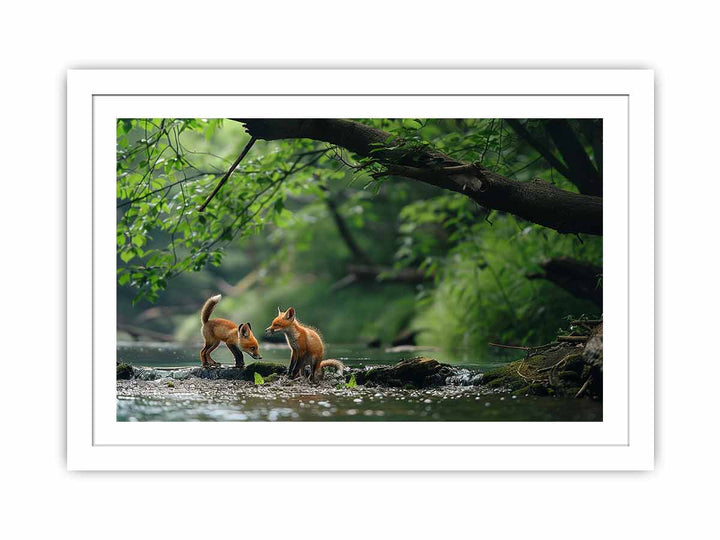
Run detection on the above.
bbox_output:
[231,119,602,236]
[506,119,572,178]
[527,257,603,307]
[545,120,602,196]
[197,136,256,212]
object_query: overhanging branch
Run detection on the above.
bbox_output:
[230,119,603,236]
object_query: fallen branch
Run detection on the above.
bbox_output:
[557,335,590,343]
[575,376,593,398]
[570,319,603,326]
[488,342,531,350]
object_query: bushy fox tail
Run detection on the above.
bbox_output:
[320,359,345,374]
[201,294,222,324]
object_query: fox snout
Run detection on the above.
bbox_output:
[265,326,274,334]
[251,351,262,360]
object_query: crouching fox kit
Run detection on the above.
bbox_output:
[200,294,261,368]
[266,306,344,382]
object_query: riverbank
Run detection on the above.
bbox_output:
[117,351,603,422]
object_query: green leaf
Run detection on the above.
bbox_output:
[254,372,265,385]
[345,373,357,388]
[402,119,422,130]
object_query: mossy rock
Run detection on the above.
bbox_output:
[116,362,134,380]
[480,361,529,391]
[242,362,287,378]
[362,357,455,388]
[194,362,287,381]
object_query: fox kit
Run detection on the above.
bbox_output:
[200,294,261,368]
[266,306,344,382]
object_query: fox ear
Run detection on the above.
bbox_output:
[277,306,282,315]
[246,322,252,331]
[285,307,295,320]
[239,323,249,338]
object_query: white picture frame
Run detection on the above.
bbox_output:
[67,69,654,471]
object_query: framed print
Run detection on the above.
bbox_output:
[67,69,654,470]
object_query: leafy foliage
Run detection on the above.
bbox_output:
[117,118,602,358]
[117,118,330,302]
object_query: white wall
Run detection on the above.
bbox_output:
[0,1,713,538]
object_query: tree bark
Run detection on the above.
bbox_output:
[527,257,603,307]
[231,119,603,236]
[545,120,602,196]
[507,119,602,196]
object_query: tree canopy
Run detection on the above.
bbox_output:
[117,118,602,355]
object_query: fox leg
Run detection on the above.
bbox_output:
[311,358,324,383]
[204,341,221,367]
[291,355,309,379]
[288,350,299,378]
[227,343,245,368]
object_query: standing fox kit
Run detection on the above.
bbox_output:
[200,294,261,368]
[266,307,344,382]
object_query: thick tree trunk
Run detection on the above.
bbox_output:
[231,119,603,236]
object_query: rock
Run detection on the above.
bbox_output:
[242,362,288,378]
[583,323,603,367]
[116,362,134,380]
[172,370,191,380]
[355,357,455,388]
[196,362,287,381]
[116,362,288,382]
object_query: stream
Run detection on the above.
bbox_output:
[117,341,602,422]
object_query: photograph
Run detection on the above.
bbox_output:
[115,117,604,423]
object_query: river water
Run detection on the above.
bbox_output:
[116,341,602,422]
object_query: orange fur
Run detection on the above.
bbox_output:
[199,294,261,368]
[266,306,344,382]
